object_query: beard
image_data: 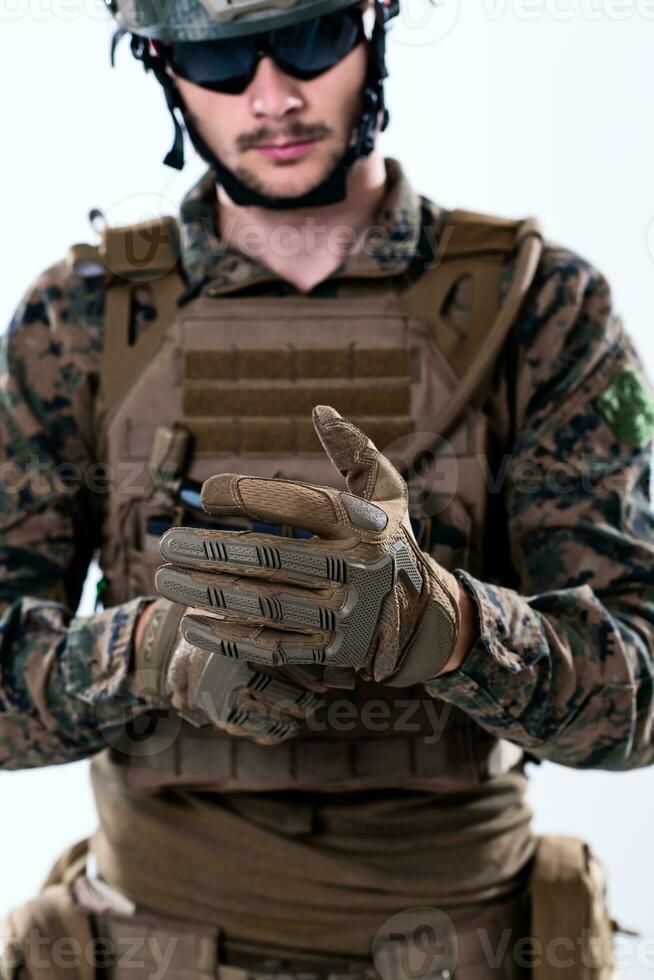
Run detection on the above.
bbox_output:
[226,119,344,200]
[231,144,346,200]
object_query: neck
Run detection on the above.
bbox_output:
[216,151,388,293]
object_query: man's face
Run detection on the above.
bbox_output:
[173,31,369,202]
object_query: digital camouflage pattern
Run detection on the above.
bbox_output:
[1,159,653,771]
[111,0,361,42]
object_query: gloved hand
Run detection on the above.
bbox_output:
[133,597,324,743]
[155,406,462,691]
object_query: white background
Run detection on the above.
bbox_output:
[1,0,653,975]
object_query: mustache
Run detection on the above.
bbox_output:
[236,121,333,151]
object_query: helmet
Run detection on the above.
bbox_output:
[111,0,365,42]
[108,0,399,209]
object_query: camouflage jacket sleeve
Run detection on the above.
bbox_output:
[426,248,654,771]
[0,263,149,769]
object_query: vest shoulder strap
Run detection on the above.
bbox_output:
[402,209,543,435]
[66,215,180,278]
[437,208,530,259]
[100,215,180,280]
[66,241,105,277]
[77,216,186,418]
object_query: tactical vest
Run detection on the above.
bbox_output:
[70,206,543,795]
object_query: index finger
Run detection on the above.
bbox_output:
[160,528,349,585]
[201,474,347,538]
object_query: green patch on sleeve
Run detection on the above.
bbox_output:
[596,367,654,448]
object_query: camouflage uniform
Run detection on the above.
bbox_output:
[1,158,653,964]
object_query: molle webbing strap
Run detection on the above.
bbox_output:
[184,383,410,420]
[112,712,524,793]
[188,416,413,455]
[185,346,412,381]
[182,340,416,455]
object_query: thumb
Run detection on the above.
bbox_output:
[312,406,407,505]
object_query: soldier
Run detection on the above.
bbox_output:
[0,0,653,977]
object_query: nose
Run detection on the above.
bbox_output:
[248,56,305,120]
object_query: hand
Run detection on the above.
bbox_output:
[133,597,324,743]
[155,406,465,688]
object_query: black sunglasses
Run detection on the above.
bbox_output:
[163,7,366,95]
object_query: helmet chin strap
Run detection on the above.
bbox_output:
[120,0,393,210]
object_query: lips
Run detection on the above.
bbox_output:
[256,139,317,161]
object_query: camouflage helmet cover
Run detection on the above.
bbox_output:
[109,0,364,41]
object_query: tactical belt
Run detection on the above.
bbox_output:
[75,872,532,980]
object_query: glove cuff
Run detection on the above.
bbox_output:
[386,561,461,688]
[132,598,184,701]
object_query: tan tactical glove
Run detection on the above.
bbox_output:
[134,598,324,743]
[155,406,461,695]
